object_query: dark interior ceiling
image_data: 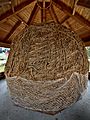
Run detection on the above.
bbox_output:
[0,0,90,48]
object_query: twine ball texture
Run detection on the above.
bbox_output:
[5,22,88,114]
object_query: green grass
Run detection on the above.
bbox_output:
[0,65,5,72]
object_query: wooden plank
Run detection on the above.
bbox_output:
[0,1,11,6]
[77,0,90,8]
[82,36,90,42]
[49,5,59,23]
[80,31,90,46]
[0,0,35,23]
[16,14,28,26]
[60,15,70,24]
[11,0,15,13]
[0,41,10,48]
[74,12,90,27]
[66,21,74,31]
[52,0,90,27]
[82,34,90,46]
[72,0,76,9]
[41,1,46,22]
[84,41,90,46]
[41,2,43,22]
[4,20,21,42]
[10,1,28,27]
[52,0,73,14]
[80,31,90,38]
[0,27,9,32]
[27,3,39,25]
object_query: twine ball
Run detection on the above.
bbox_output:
[5,22,88,114]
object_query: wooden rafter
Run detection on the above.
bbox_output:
[82,36,90,42]
[27,3,39,25]
[4,20,21,42]
[80,31,90,39]
[0,0,35,23]
[60,15,70,24]
[52,0,90,27]
[11,0,15,13]
[0,1,11,6]
[10,1,28,27]
[16,14,28,27]
[66,21,74,31]
[72,0,76,9]
[84,42,90,46]
[72,0,79,15]
[0,27,9,32]
[49,5,59,23]
[79,31,90,45]
[77,0,90,8]
[82,35,90,46]
[41,1,46,22]
[0,41,10,48]
[41,2,43,22]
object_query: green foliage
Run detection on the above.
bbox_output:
[0,65,5,72]
[86,47,90,58]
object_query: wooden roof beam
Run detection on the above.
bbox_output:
[41,1,46,22]
[10,1,28,27]
[60,15,70,24]
[0,27,9,32]
[0,1,11,6]
[79,31,90,39]
[52,0,90,27]
[80,31,90,46]
[82,36,90,46]
[11,0,15,13]
[77,0,90,8]
[82,36,90,42]
[0,41,10,48]
[0,0,35,23]
[66,21,74,31]
[27,3,39,25]
[41,5,44,22]
[49,5,59,23]
[4,20,21,42]
[16,14,28,27]
[84,41,90,46]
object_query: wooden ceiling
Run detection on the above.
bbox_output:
[0,0,90,48]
